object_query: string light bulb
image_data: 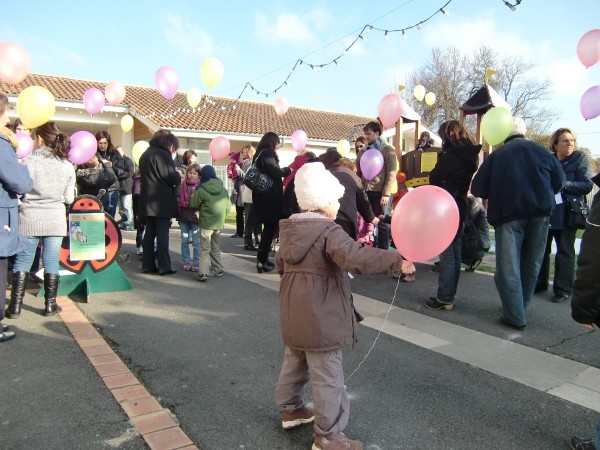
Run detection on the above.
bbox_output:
[384,31,389,40]
[441,8,449,16]
[402,30,407,40]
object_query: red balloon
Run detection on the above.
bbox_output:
[104,80,126,106]
[378,93,404,128]
[209,136,230,161]
[391,185,459,263]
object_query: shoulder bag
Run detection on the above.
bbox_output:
[565,194,590,229]
[243,151,273,194]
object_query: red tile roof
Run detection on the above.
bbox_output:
[1,73,372,142]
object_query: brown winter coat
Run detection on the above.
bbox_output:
[275,215,403,352]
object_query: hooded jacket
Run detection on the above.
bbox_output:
[189,168,229,230]
[275,215,403,351]
[356,139,397,196]
[571,173,600,327]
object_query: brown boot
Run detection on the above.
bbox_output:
[312,432,363,450]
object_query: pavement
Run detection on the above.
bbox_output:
[1,224,598,450]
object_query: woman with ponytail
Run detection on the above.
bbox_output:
[5,122,76,319]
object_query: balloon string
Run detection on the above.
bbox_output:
[346,276,401,384]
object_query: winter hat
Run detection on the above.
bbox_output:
[508,117,527,138]
[200,164,218,182]
[295,162,345,212]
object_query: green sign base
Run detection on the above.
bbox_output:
[37,262,133,302]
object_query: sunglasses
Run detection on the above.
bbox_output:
[355,145,365,150]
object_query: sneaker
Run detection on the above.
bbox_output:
[552,293,570,303]
[183,263,192,271]
[570,436,596,450]
[197,274,208,282]
[312,432,363,450]
[191,264,199,272]
[465,259,482,272]
[430,262,440,273]
[209,268,224,277]
[426,297,454,310]
[136,246,143,256]
[281,406,314,430]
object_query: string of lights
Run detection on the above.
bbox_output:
[502,0,522,11]
[234,0,454,103]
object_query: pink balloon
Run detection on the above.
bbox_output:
[15,132,33,158]
[577,29,600,68]
[359,148,384,181]
[391,186,459,263]
[274,97,289,116]
[154,66,179,101]
[0,42,30,85]
[83,88,105,115]
[104,80,126,106]
[378,94,405,128]
[580,85,600,120]
[209,136,231,161]
[69,130,97,165]
[291,129,307,152]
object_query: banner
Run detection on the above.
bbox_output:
[69,213,106,261]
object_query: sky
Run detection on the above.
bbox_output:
[1,0,599,154]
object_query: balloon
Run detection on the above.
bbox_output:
[104,80,126,106]
[154,66,179,101]
[360,148,384,181]
[17,86,55,128]
[274,97,289,116]
[424,92,436,106]
[0,42,29,85]
[15,132,33,158]
[187,87,202,109]
[336,139,350,157]
[209,136,230,161]
[481,107,513,145]
[291,129,308,152]
[580,85,600,120]
[132,141,150,165]
[82,87,105,115]
[69,131,97,165]
[391,185,459,263]
[378,93,404,128]
[121,114,134,133]
[200,57,224,89]
[576,29,600,68]
[413,85,426,102]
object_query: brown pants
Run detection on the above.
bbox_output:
[275,346,349,436]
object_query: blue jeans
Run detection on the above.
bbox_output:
[494,216,549,326]
[437,235,462,303]
[179,221,200,265]
[13,236,63,275]
[102,190,119,219]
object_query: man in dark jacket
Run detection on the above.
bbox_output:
[569,173,600,450]
[139,130,181,276]
[471,117,565,329]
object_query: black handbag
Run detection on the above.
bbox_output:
[243,151,273,194]
[565,195,590,230]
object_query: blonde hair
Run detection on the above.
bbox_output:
[241,144,255,159]
[549,128,576,153]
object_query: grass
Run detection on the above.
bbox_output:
[225,209,236,225]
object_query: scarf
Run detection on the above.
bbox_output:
[0,126,19,149]
[178,178,198,207]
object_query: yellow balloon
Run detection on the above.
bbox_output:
[132,140,149,165]
[121,114,134,133]
[17,86,55,128]
[336,139,350,157]
[414,85,426,102]
[424,92,436,106]
[200,57,224,89]
[187,87,202,108]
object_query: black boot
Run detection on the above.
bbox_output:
[43,273,62,316]
[6,271,28,319]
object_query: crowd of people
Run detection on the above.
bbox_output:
[1,90,598,449]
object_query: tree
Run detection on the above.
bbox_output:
[404,46,558,138]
